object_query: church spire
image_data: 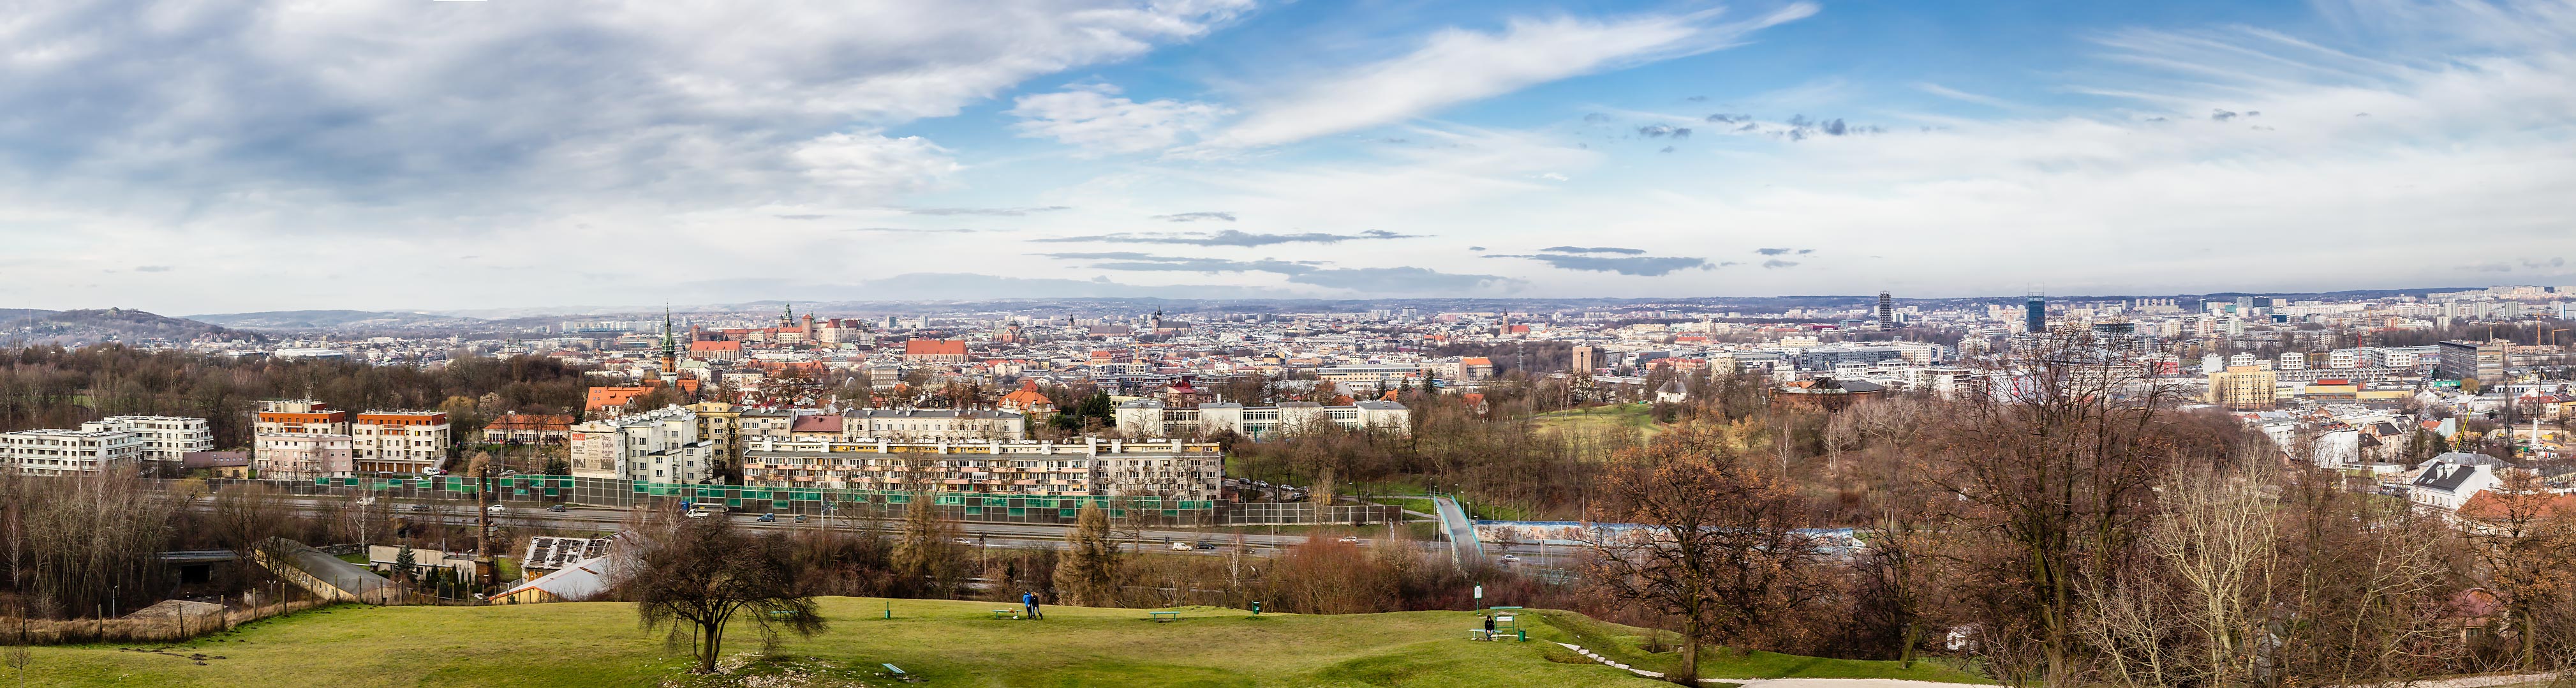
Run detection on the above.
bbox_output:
[660,306,677,375]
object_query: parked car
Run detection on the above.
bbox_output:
[755,513,777,523]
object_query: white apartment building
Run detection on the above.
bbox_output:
[570,405,714,483]
[2278,352,2307,371]
[842,408,1027,441]
[90,416,213,466]
[741,437,1220,500]
[1114,400,1410,439]
[3,428,144,475]
[352,411,450,474]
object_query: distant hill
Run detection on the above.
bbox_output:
[1,308,264,346]
[188,309,492,331]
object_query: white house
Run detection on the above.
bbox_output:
[2409,452,2515,511]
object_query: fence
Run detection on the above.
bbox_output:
[0,598,330,647]
[1217,502,1403,526]
[165,475,1222,527]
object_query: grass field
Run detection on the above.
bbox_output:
[1530,404,1661,441]
[15,597,1991,687]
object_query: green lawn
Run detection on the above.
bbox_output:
[15,598,1990,687]
[1532,611,1991,684]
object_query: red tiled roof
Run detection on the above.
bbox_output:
[790,415,843,433]
[904,339,968,356]
[585,387,651,411]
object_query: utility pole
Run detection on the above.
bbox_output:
[476,456,492,587]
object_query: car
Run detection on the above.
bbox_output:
[485,504,507,512]
[793,514,808,523]
[1195,542,1219,550]
[1170,541,1195,551]
[755,513,777,523]
[952,537,975,545]
[684,509,714,519]
[407,503,430,512]
[1336,535,1362,544]
[1499,555,1521,564]
[421,468,445,476]
[547,504,568,512]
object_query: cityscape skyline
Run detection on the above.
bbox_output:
[0,0,2570,313]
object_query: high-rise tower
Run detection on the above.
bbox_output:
[2024,293,2047,334]
[1876,291,1894,330]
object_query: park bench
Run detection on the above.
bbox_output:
[1147,610,1181,622]
[991,608,1020,620]
[880,663,921,683]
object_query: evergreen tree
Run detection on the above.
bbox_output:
[1053,503,1123,607]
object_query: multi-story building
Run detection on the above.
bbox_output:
[2436,340,2508,382]
[1317,364,1421,393]
[1114,400,1410,439]
[480,413,576,444]
[255,400,351,479]
[2,428,144,475]
[352,411,450,474]
[569,405,714,483]
[91,416,213,468]
[2206,365,2279,410]
[259,434,354,479]
[739,438,1220,500]
[2277,352,2307,371]
[844,408,1026,441]
[901,339,970,364]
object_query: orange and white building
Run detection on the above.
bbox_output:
[254,400,351,479]
[353,411,450,474]
[902,339,970,364]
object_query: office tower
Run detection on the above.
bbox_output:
[1876,291,1894,330]
[2024,294,2045,333]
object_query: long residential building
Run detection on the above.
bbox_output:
[1113,400,1410,439]
[570,405,715,484]
[740,438,1220,500]
[2,428,144,475]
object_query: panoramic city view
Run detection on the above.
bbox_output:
[3,1,2575,686]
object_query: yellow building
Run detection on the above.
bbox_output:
[2207,365,2278,410]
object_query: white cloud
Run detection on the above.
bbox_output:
[1194,3,1817,150]
[1008,84,1232,154]
[791,133,961,193]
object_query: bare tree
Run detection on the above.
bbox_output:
[1585,419,1823,684]
[620,508,823,674]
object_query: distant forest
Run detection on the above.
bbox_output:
[0,345,592,449]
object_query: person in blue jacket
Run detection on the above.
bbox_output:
[1023,591,1040,620]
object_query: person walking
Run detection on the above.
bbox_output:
[1023,591,1040,620]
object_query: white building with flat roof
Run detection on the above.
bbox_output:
[1114,400,1410,439]
[91,416,213,467]
[570,405,713,484]
[3,428,144,475]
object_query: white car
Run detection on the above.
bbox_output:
[1499,554,1522,564]
[485,504,507,513]
[684,510,714,519]
[1336,536,1362,544]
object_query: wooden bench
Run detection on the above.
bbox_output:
[991,608,1020,620]
[1467,628,1494,641]
[1147,610,1181,622]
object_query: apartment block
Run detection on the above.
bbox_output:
[2,428,144,475]
[352,411,450,474]
[2206,365,2279,410]
[91,416,213,465]
[1114,400,1410,439]
[740,438,1220,500]
[254,400,352,479]
[570,405,714,483]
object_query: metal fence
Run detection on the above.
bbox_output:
[169,475,1222,527]
[1217,501,1403,526]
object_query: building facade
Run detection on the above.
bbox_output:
[1114,400,1410,438]
[740,438,1220,500]
[91,416,213,467]
[2,428,144,475]
[352,411,450,474]
[569,405,714,483]
[2206,365,2280,410]
[2437,340,2508,382]
[254,400,352,479]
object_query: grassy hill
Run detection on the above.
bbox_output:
[16,597,1987,687]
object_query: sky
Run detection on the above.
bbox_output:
[2,0,2573,314]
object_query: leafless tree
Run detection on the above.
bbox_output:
[618,507,822,674]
